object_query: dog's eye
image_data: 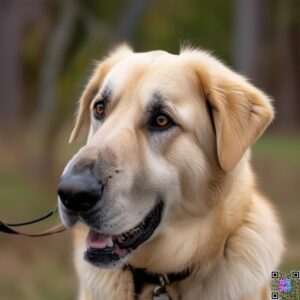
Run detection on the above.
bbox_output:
[149,114,174,131]
[93,101,105,119]
[156,115,169,127]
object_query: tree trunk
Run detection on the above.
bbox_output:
[232,0,269,86]
[30,0,79,179]
[115,0,150,45]
[274,0,300,131]
[0,0,52,126]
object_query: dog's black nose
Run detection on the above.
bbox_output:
[57,166,102,213]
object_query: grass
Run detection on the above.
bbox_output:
[254,134,300,163]
[0,132,299,299]
[253,134,300,272]
[0,129,77,300]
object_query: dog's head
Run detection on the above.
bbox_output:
[58,45,273,269]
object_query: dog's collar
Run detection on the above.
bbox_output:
[124,265,191,299]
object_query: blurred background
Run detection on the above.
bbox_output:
[0,0,299,299]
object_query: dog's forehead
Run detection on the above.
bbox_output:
[103,50,175,89]
[100,51,199,108]
[101,51,171,94]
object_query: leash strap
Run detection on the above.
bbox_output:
[0,207,66,237]
[5,208,58,227]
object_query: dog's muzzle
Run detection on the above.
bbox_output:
[57,156,164,268]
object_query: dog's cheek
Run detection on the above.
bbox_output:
[142,148,182,211]
[163,135,210,212]
[147,126,178,153]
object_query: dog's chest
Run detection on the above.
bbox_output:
[86,268,180,300]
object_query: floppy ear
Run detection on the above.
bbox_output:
[193,53,274,171]
[69,44,132,143]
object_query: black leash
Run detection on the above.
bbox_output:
[0,206,66,237]
[6,208,58,227]
[125,265,191,299]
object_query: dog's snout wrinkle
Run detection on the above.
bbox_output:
[73,158,94,173]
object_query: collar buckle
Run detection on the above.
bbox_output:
[153,285,171,300]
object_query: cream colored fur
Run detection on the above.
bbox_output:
[66,45,284,300]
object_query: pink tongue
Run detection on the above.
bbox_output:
[86,229,110,249]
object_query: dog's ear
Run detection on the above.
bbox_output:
[69,44,133,143]
[189,51,274,171]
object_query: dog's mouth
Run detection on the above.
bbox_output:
[84,201,164,268]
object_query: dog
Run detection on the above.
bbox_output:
[57,45,284,300]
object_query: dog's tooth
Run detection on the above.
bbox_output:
[107,237,113,248]
[130,228,141,235]
[118,235,125,242]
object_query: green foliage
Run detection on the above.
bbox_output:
[254,135,300,163]
[136,0,233,62]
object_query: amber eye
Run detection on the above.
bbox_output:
[149,113,174,132]
[156,115,169,127]
[94,101,105,118]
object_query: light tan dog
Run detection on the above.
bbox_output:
[57,45,284,300]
